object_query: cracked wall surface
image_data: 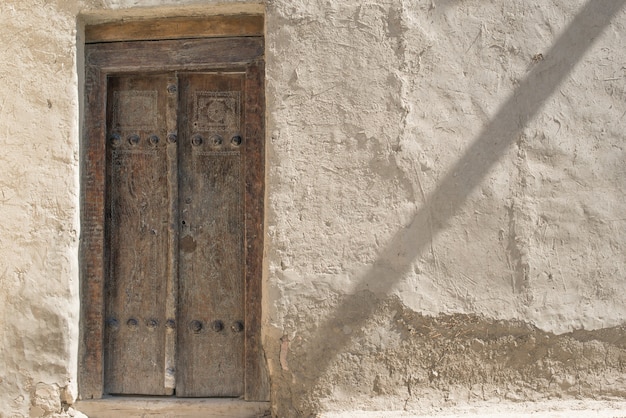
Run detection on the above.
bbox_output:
[266,0,626,415]
[271,294,626,414]
[0,0,624,416]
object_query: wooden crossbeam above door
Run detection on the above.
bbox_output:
[85,15,264,44]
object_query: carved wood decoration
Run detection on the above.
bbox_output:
[80,31,266,400]
[177,73,246,397]
[105,75,174,395]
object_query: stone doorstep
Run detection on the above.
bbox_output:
[75,397,270,418]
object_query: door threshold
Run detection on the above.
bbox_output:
[75,397,270,418]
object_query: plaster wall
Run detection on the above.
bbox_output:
[0,0,624,417]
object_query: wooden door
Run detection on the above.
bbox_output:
[104,74,176,395]
[177,73,246,397]
[81,34,266,401]
[104,71,253,397]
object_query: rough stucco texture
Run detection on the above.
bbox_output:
[0,0,624,417]
[0,1,82,417]
[264,0,626,415]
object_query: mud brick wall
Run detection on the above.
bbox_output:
[0,1,624,416]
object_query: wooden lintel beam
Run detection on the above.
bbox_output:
[85,15,264,44]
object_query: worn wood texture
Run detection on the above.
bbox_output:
[243,62,268,401]
[76,398,270,418]
[177,73,246,397]
[85,15,264,44]
[86,37,264,73]
[80,65,106,399]
[104,75,172,395]
[163,75,179,392]
[81,36,266,400]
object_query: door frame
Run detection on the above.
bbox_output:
[79,19,266,400]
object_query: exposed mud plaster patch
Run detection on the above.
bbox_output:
[280,335,290,371]
[506,137,533,299]
[269,294,626,415]
[30,384,58,418]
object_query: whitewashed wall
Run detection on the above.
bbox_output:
[0,0,624,416]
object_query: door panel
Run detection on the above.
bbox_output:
[177,73,246,397]
[82,36,266,401]
[104,73,247,397]
[104,75,173,395]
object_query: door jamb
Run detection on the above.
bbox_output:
[79,20,266,401]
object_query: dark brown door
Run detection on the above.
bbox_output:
[104,72,249,397]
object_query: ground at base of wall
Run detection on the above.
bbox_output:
[320,400,626,417]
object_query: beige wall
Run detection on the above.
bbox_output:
[0,0,624,416]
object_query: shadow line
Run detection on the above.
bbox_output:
[297,0,626,410]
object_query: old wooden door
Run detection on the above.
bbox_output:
[103,71,254,397]
[81,31,266,401]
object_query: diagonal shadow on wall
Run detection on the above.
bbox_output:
[296,0,626,409]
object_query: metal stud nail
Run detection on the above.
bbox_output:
[190,320,203,333]
[210,134,223,146]
[191,134,203,146]
[149,135,160,145]
[231,321,244,333]
[106,317,119,330]
[128,134,140,146]
[146,318,159,329]
[211,320,224,332]
[167,84,177,94]
[127,318,138,327]
[231,135,242,146]
[167,133,177,144]
[166,319,176,329]
[109,133,121,146]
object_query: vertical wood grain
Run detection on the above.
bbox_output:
[104,75,171,395]
[80,65,106,399]
[243,61,268,401]
[177,73,246,397]
[164,75,179,392]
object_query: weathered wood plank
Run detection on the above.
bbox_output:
[76,398,270,418]
[104,75,171,395]
[177,73,246,397]
[85,37,264,73]
[164,74,179,392]
[79,65,107,399]
[243,61,269,401]
[85,15,264,44]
